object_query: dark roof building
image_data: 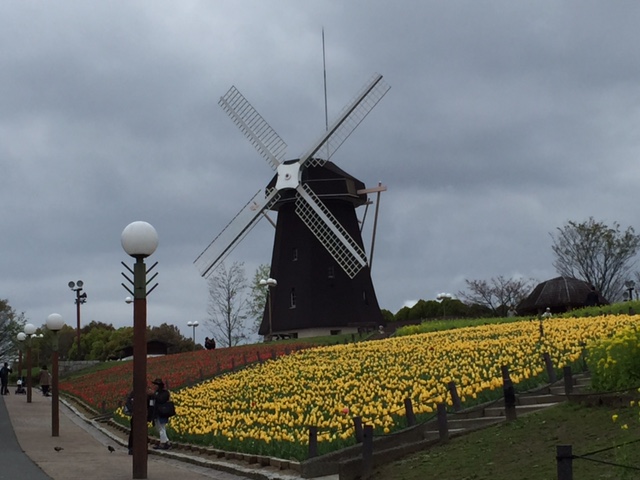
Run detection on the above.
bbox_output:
[517,276,608,315]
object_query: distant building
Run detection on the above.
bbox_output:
[517,276,608,316]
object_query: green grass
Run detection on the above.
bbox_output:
[560,300,640,318]
[373,402,640,480]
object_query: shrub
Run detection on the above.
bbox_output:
[587,325,640,391]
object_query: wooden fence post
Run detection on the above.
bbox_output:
[231,357,235,370]
[447,381,462,411]
[362,425,373,479]
[353,416,363,443]
[501,365,516,421]
[257,350,262,363]
[308,426,318,458]
[437,403,448,443]
[543,352,557,383]
[556,445,573,480]
[501,364,510,381]
[404,398,416,426]
[563,366,573,395]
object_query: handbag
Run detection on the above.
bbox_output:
[157,401,176,418]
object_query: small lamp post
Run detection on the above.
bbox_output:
[187,321,199,347]
[625,280,635,302]
[23,323,37,403]
[259,278,277,341]
[436,292,452,318]
[46,313,65,437]
[16,332,26,388]
[121,221,159,480]
[68,280,87,359]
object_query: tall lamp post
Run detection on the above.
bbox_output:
[187,321,199,347]
[121,221,159,480]
[46,313,65,437]
[68,280,87,359]
[436,292,452,318]
[16,332,25,387]
[259,278,277,341]
[23,323,37,403]
[625,280,635,302]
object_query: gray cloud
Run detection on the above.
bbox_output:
[2,1,640,340]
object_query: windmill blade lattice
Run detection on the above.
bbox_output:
[295,183,368,279]
[194,188,280,277]
[219,86,287,171]
[298,73,390,167]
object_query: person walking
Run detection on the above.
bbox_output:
[150,378,172,450]
[39,365,51,396]
[0,362,12,395]
[124,390,135,455]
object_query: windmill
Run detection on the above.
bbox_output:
[195,73,390,339]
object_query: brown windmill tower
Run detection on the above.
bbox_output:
[195,74,390,339]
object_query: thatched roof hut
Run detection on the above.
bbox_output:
[516,276,608,315]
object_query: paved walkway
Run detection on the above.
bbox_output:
[1,389,278,480]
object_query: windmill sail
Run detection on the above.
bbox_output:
[298,73,390,167]
[219,86,287,171]
[295,183,368,279]
[194,188,280,277]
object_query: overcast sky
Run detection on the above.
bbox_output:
[3,1,640,342]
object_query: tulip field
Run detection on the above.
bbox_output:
[59,342,309,412]
[63,314,640,461]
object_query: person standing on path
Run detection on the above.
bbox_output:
[150,378,172,450]
[0,362,12,395]
[38,366,51,396]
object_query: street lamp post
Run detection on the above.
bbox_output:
[16,332,25,388]
[23,323,37,403]
[436,293,452,318]
[46,313,65,437]
[187,321,199,347]
[259,278,277,341]
[121,221,159,480]
[625,280,635,302]
[68,280,87,359]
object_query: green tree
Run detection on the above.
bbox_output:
[380,309,395,323]
[0,299,27,361]
[149,323,195,353]
[551,218,640,301]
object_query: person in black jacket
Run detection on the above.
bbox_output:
[0,363,12,395]
[150,378,171,450]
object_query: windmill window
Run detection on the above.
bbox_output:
[327,266,335,279]
[290,288,297,308]
[292,248,298,261]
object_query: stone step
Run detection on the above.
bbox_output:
[446,415,506,430]
[517,393,566,406]
[484,402,560,418]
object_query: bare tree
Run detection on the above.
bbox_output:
[457,276,537,315]
[247,264,271,333]
[205,262,249,348]
[551,218,640,301]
